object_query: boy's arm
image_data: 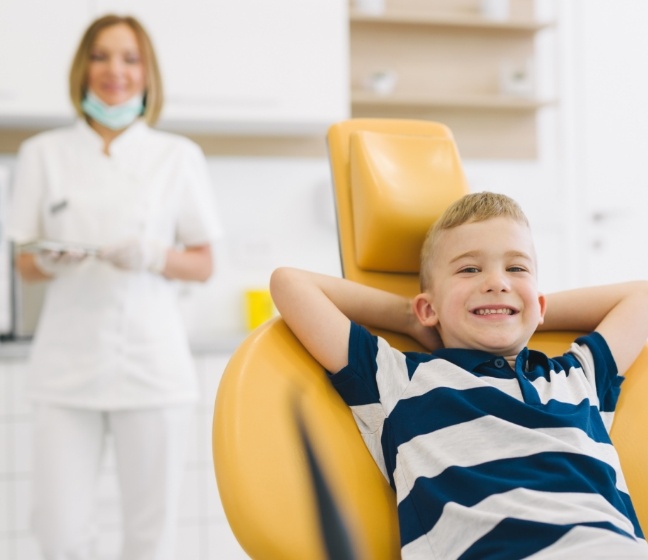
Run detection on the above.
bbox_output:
[539,281,648,374]
[270,267,437,373]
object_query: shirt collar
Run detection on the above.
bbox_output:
[433,347,503,372]
[433,346,548,376]
[110,119,147,156]
[74,118,104,151]
[74,118,148,156]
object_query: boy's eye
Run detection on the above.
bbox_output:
[459,266,480,274]
[508,266,528,273]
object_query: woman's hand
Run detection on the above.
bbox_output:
[33,249,87,277]
[99,238,167,273]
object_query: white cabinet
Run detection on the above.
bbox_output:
[560,0,648,286]
[0,167,12,336]
[0,0,349,134]
[0,351,248,559]
[0,0,89,126]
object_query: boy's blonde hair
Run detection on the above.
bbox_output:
[420,192,531,291]
[69,14,164,126]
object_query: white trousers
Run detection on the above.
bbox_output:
[31,403,193,560]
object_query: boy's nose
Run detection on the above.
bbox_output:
[483,271,510,292]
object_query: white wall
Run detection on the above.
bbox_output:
[3,0,648,342]
[557,0,648,287]
[178,156,342,349]
[461,0,648,295]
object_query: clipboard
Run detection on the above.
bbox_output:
[17,239,100,256]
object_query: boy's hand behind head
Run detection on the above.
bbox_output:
[408,312,444,352]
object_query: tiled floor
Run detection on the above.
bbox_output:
[0,353,249,559]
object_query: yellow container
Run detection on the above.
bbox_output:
[245,289,275,331]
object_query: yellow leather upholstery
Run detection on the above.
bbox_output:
[349,131,466,273]
[213,119,648,559]
[328,119,469,299]
[605,342,648,532]
[328,119,470,353]
[213,318,400,560]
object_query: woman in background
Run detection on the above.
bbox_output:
[8,14,221,560]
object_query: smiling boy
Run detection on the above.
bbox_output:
[270,192,648,559]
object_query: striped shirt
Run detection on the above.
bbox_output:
[330,322,648,559]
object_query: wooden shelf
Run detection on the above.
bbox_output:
[350,11,554,32]
[352,91,556,110]
[0,128,328,158]
[348,0,556,158]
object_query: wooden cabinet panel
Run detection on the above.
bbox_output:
[349,0,557,158]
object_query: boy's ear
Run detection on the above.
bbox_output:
[537,292,547,325]
[413,293,439,327]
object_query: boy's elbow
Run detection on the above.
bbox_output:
[270,267,290,297]
[270,267,301,310]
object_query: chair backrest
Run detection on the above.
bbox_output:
[327,118,469,351]
[328,119,469,296]
[212,119,648,559]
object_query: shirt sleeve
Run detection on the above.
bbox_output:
[329,321,413,427]
[569,332,623,433]
[175,141,223,246]
[328,322,408,480]
[329,321,382,407]
[6,138,45,244]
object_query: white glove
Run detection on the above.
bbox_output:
[99,238,167,274]
[34,249,87,277]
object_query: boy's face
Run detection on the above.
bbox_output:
[415,216,546,359]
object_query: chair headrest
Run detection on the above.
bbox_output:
[349,130,467,273]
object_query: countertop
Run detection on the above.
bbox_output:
[0,334,246,361]
[0,339,31,360]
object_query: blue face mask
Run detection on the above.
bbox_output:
[81,90,144,130]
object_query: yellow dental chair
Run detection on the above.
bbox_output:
[212,119,648,560]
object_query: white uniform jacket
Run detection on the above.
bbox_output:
[8,119,222,409]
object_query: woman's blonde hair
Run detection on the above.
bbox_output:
[69,14,163,125]
[419,192,531,291]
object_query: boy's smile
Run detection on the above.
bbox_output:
[472,306,515,316]
[414,216,546,361]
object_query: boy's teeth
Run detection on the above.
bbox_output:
[475,308,512,315]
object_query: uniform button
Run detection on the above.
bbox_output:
[494,358,506,368]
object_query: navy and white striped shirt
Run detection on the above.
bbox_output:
[330,322,648,559]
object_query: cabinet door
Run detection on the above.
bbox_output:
[0,168,11,335]
[566,0,648,285]
[94,0,349,134]
[0,0,89,126]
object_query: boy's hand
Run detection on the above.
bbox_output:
[410,320,444,352]
[270,267,439,374]
[542,281,648,375]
